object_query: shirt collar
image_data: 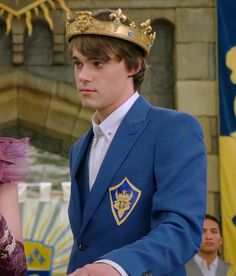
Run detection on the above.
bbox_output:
[194,254,219,269]
[92,92,139,139]
[211,256,219,267]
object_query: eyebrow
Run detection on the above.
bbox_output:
[203,227,219,231]
[71,56,79,61]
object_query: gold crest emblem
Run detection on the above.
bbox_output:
[109,177,141,225]
[24,240,53,271]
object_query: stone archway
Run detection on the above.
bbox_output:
[24,19,53,66]
[0,69,92,152]
[141,18,175,109]
[0,20,12,71]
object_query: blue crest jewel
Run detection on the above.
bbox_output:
[128,31,135,36]
[109,177,141,225]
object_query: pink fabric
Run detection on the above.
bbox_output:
[0,137,29,184]
[0,215,27,275]
[0,137,29,275]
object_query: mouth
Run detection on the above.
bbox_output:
[205,242,215,247]
[79,88,96,96]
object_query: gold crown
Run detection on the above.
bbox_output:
[65,8,156,56]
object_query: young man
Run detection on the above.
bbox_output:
[186,214,231,276]
[65,8,207,276]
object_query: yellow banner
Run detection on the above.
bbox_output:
[0,0,70,35]
[20,198,73,274]
[219,136,236,264]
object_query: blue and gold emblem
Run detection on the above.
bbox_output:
[109,177,141,225]
[24,240,53,275]
[217,1,236,263]
[21,200,73,275]
[226,46,236,137]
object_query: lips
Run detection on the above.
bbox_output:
[204,242,215,247]
[79,88,96,95]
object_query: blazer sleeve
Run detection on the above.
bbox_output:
[100,112,207,275]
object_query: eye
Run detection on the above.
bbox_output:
[93,60,104,67]
[73,60,83,69]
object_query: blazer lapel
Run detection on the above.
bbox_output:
[80,97,151,235]
[71,128,93,181]
[216,258,229,275]
[69,128,93,235]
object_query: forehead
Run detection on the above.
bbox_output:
[69,36,115,60]
[70,35,113,53]
[71,48,86,60]
[203,219,220,230]
[71,47,115,63]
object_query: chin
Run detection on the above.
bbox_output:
[202,248,216,254]
[80,100,95,108]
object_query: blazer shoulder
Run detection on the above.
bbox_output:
[150,105,198,120]
[148,105,202,133]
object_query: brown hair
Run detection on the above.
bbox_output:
[205,214,222,235]
[67,9,147,91]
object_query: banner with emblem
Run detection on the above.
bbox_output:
[21,198,73,275]
[0,0,70,35]
[217,1,236,264]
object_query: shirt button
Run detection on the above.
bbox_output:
[78,242,86,251]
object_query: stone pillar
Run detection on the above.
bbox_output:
[11,18,24,65]
[175,7,219,217]
[53,34,65,64]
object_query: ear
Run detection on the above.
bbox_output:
[219,237,223,245]
[128,57,142,77]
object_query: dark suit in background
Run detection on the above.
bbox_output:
[185,257,230,276]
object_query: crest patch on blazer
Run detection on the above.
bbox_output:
[109,177,141,225]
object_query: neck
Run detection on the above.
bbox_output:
[197,251,218,266]
[95,90,135,123]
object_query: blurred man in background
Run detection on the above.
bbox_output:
[186,214,231,276]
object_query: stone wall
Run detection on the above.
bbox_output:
[173,3,219,217]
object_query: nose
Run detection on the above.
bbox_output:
[76,65,92,83]
[205,231,213,239]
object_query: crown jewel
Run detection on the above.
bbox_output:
[65,8,156,56]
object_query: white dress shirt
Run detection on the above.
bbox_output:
[194,254,219,276]
[88,92,139,189]
[89,92,139,276]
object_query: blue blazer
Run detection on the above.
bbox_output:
[68,96,207,275]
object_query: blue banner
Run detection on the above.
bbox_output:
[217,1,236,136]
[217,0,236,264]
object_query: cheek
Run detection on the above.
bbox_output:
[74,71,80,85]
[217,237,223,244]
[108,67,127,81]
[74,68,77,80]
[201,236,206,243]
